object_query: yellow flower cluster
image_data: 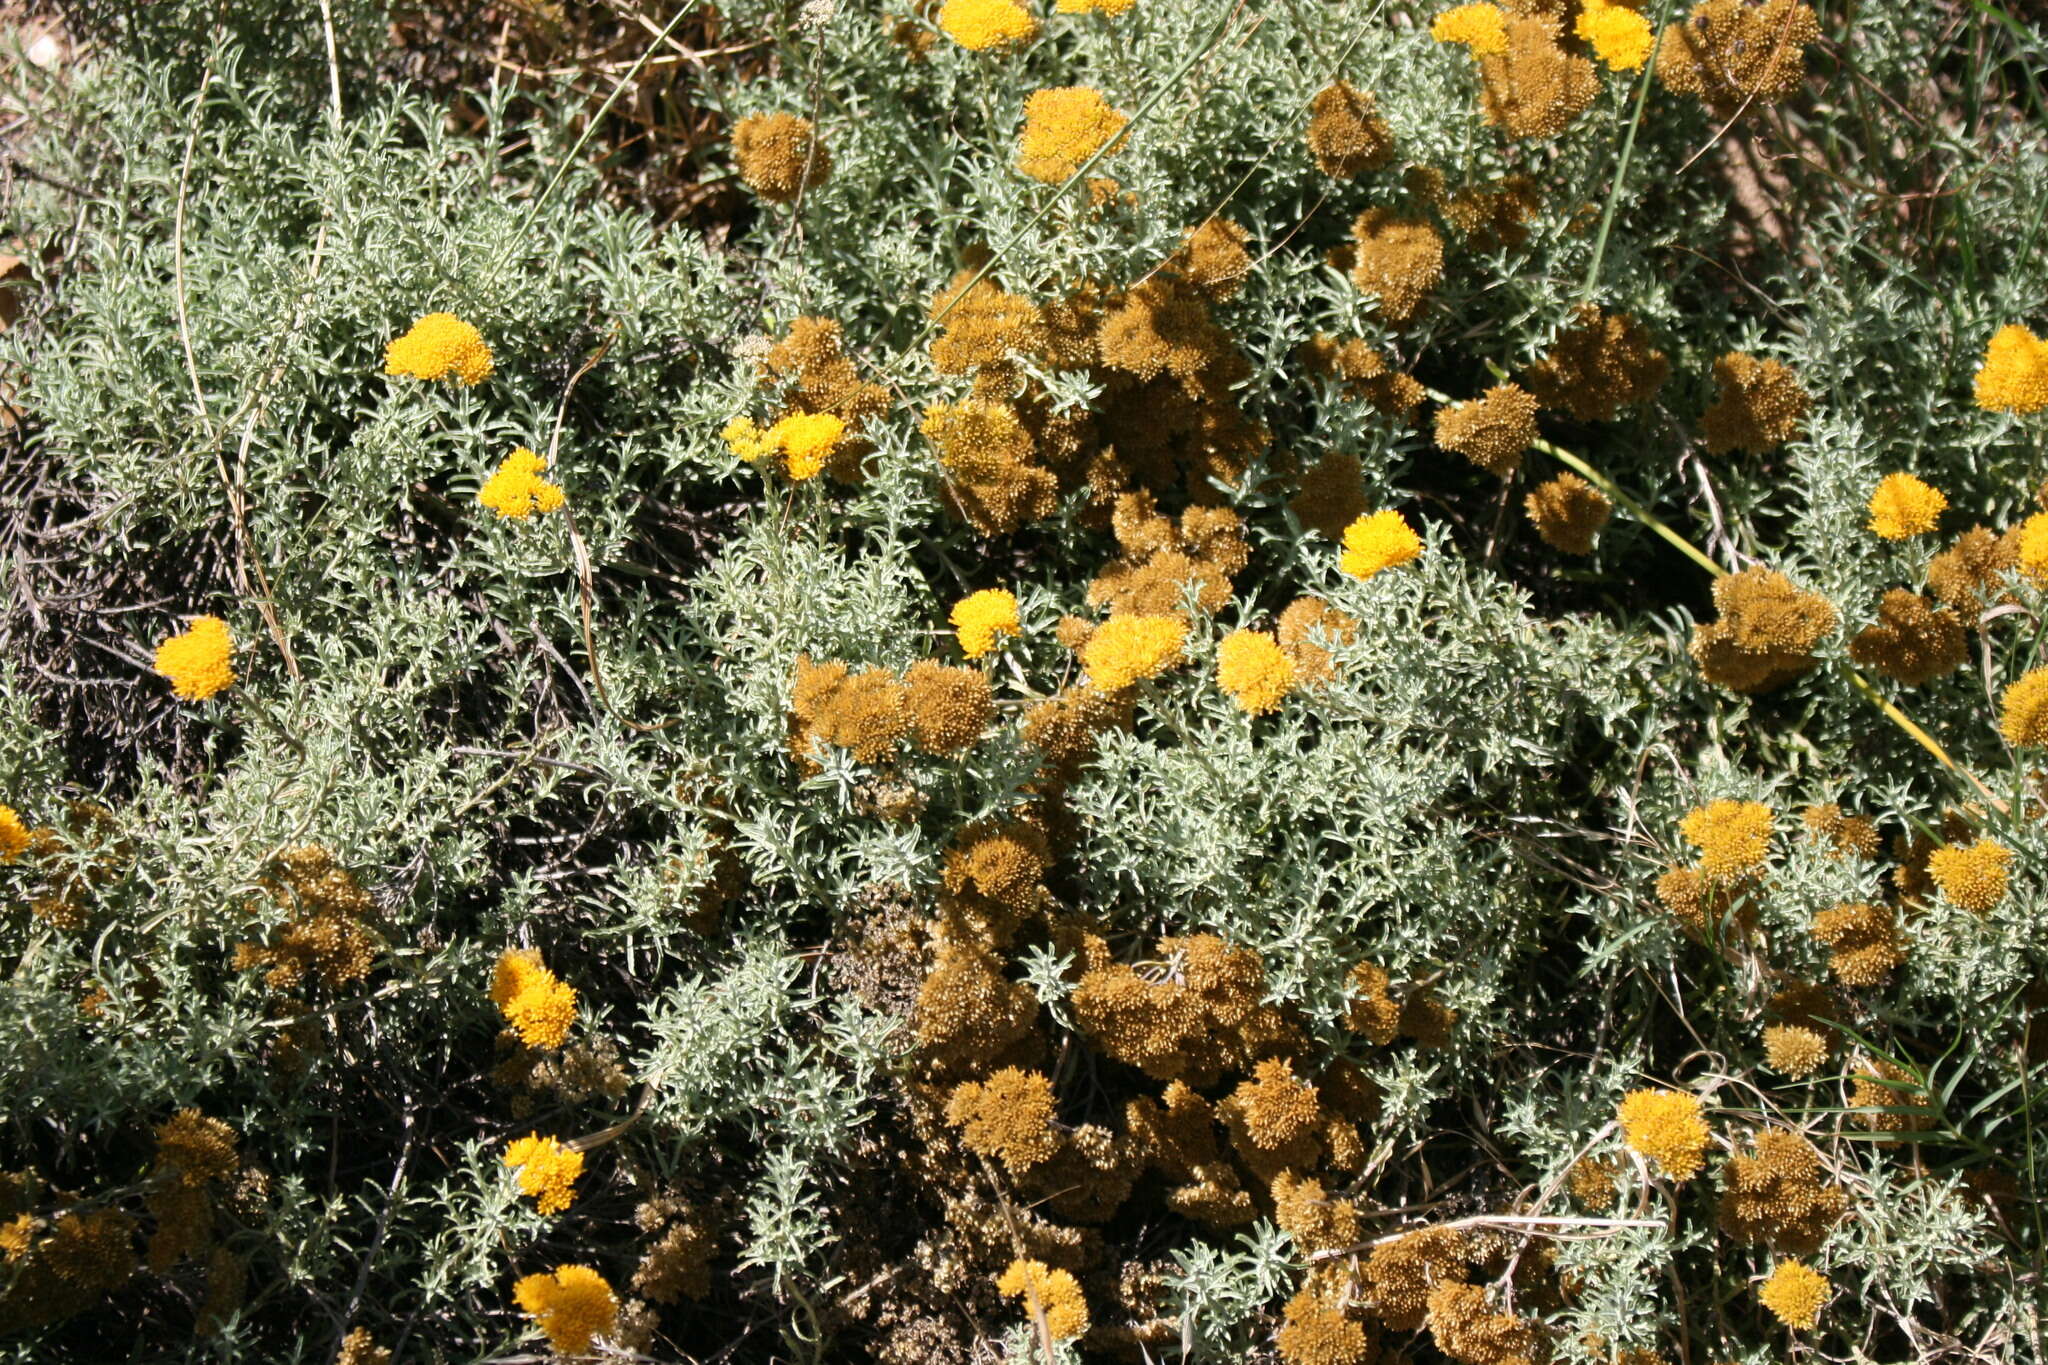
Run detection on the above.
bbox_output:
[1079,614,1186,690]
[1575,0,1654,70]
[995,1257,1089,1340]
[154,616,236,701]
[1617,1087,1710,1181]
[491,949,577,1050]
[0,804,29,862]
[1431,1,1508,54]
[1679,799,1772,881]
[1973,324,2048,414]
[2001,668,2048,746]
[722,412,845,481]
[384,312,493,386]
[502,1134,584,1215]
[512,1264,617,1354]
[1866,472,1945,540]
[1016,87,1128,184]
[1758,1258,1828,1329]
[937,0,1038,50]
[951,587,1020,658]
[1215,629,1295,715]
[2021,513,2048,582]
[477,447,565,520]
[1926,838,2011,912]
[1337,509,1422,580]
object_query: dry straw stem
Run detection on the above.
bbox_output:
[1308,1211,1666,1263]
[1438,379,1996,807]
[553,325,685,735]
[172,51,304,682]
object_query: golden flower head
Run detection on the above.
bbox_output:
[996,1258,1089,1340]
[1679,799,1772,881]
[2017,511,2048,583]
[1016,86,1128,184]
[513,1264,618,1355]
[503,1134,584,1215]
[1810,902,1904,988]
[1080,613,1186,690]
[2001,668,2048,746]
[951,587,1020,658]
[937,0,1038,49]
[1763,1023,1829,1079]
[721,416,776,462]
[767,412,844,480]
[1974,324,2048,414]
[1216,629,1295,715]
[732,112,831,202]
[1576,0,1655,70]
[1867,472,1945,540]
[1617,1087,1710,1181]
[1338,509,1422,580]
[384,312,492,386]
[478,447,565,520]
[154,615,235,701]
[491,949,577,1050]
[1758,1259,1828,1330]
[1927,838,2011,913]
[0,804,29,862]
[1431,1,1508,54]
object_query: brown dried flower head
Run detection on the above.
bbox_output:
[1434,383,1540,477]
[1800,804,1880,861]
[1306,81,1395,179]
[1656,0,1821,113]
[921,399,1058,535]
[903,660,994,755]
[1477,14,1601,141]
[1700,352,1809,455]
[732,112,831,203]
[1523,472,1612,554]
[1276,597,1359,687]
[1168,218,1254,299]
[1848,590,1965,686]
[789,658,908,766]
[1690,566,1836,693]
[1719,1129,1848,1254]
[1362,1226,1471,1331]
[1298,334,1427,420]
[1927,526,2018,619]
[947,1067,1061,1172]
[1521,305,1669,421]
[1347,209,1445,325]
